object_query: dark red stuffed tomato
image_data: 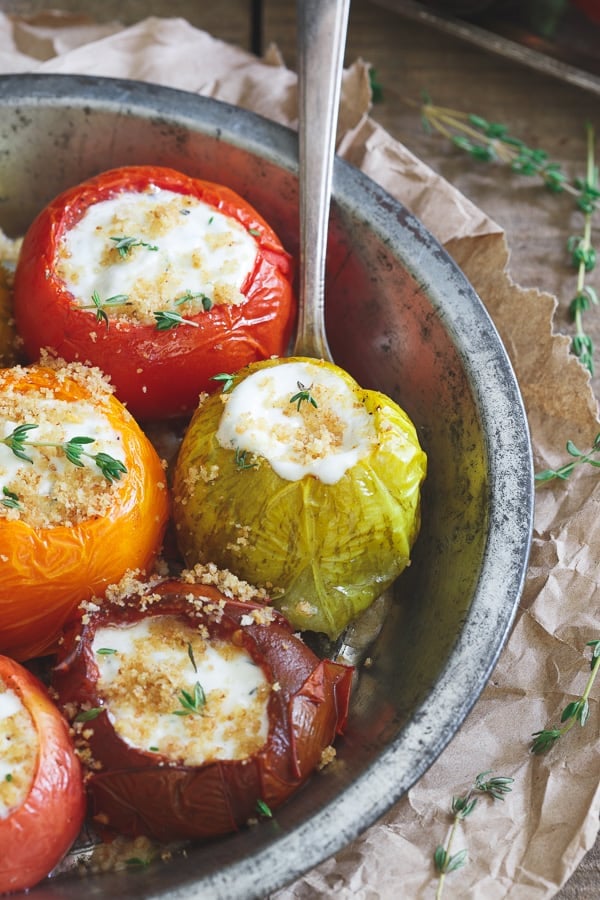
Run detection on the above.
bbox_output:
[52,578,352,842]
[0,655,86,894]
[13,165,296,421]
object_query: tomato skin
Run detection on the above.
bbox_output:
[13,165,296,421]
[0,655,86,894]
[0,365,170,661]
[52,580,353,842]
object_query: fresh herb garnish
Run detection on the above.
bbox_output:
[368,66,383,103]
[172,641,206,716]
[211,372,235,393]
[1,424,127,484]
[96,647,117,655]
[535,432,600,482]
[417,99,599,371]
[256,798,273,818]
[154,310,200,331]
[5,773,12,782]
[434,771,514,899]
[174,290,213,311]
[290,381,318,412]
[110,235,159,258]
[1,487,20,509]
[81,290,131,327]
[531,639,600,753]
[173,681,206,716]
[248,227,261,237]
[125,856,152,869]
[234,447,257,470]
[568,123,599,373]
[74,707,104,723]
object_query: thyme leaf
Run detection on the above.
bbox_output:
[1,487,20,509]
[256,799,273,818]
[74,707,104,723]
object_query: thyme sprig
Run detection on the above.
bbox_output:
[1,423,127,484]
[434,771,513,899]
[290,381,318,412]
[234,447,258,470]
[568,123,599,373]
[535,432,600,482]
[172,642,206,716]
[110,235,159,258]
[418,98,599,371]
[211,372,235,392]
[154,290,213,330]
[154,310,200,331]
[531,640,600,753]
[174,290,213,311]
[81,290,131,327]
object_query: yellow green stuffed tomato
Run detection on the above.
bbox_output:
[172,357,427,639]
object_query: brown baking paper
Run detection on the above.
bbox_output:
[1,11,599,899]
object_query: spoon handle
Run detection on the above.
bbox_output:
[293,0,350,361]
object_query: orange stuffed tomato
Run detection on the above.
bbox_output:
[13,165,296,421]
[52,577,353,842]
[0,655,86,894]
[0,362,169,661]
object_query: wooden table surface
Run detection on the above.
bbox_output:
[4,0,599,895]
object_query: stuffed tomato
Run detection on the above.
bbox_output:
[13,165,296,421]
[52,576,352,842]
[0,362,169,661]
[0,655,86,894]
[172,357,427,639]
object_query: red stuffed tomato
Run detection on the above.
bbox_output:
[13,165,296,421]
[52,578,353,842]
[0,655,86,894]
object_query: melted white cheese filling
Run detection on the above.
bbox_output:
[58,188,258,320]
[91,616,270,765]
[217,361,377,484]
[0,678,37,819]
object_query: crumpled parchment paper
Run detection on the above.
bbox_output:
[1,10,599,899]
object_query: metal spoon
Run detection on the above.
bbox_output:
[292,0,391,668]
[292,0,351,362]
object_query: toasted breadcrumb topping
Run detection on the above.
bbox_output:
[0,363,127,529]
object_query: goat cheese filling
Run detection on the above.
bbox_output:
[0,678,37,819]
[57,188,258,323]
[91,616,270,765]
[217,360,378,484]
